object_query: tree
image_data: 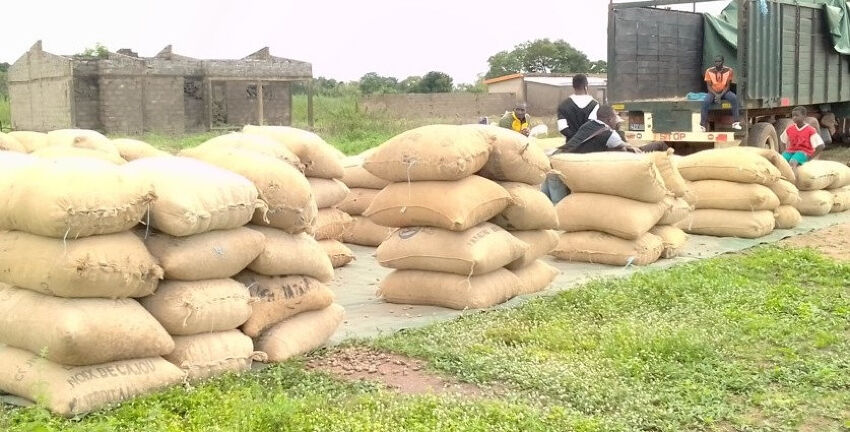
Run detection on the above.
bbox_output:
[358,72,399,95]
[485,39,591,79]
[78,43,109,59]
[413,71,453,93]
[589,60,608,74]
[399,76,422,93]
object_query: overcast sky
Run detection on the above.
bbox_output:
[2,0,728,84]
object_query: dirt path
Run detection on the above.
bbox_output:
[780,222,850,260]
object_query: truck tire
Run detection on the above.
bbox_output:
[773,118,794,152]
[747,122,778,151]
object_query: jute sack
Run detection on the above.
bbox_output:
[376,223,529,275]
[242,125,344,179]
[7,131,49,153]
[364,176,511,231]
[675,209,775,238]
[645,149,688,196]
[0,150,38,172]
[247,226,334,282]
[551,152,668,202]
[337,188,380,216]
[111,138,171,161]
[795,160,846,191]
[127,157,262,236]
[143,227,266,281]
[341,156,391,189]
[165,330,263,381]
[0,284,174,365]
[315,208,354,241]
[733,147,796,182]
[689,180,780,211]
[341,215,396,247]
[471,125,550,185]
[46,129,120,156]
[830,187,850,212]
[192,132,302,169]
[658,197,692,225]
[319,239,355,268]
[363,125,491,182]
[774,205,802,229]
[309,178,350,209]
[827,161,850,189]
[0,345,184,417]
[255,303,344,362]
[648,225,688,259]
[0,158,155,238]
[795,190,834,216]
[505,230,560,270]
[378,268,519,309]
[33,146,128,164]
[235,272,335,338]
[677,148,781,185]
[0,231,162,298]
[556,193,668,240]
[769,179,801,206]
[510,260,559,296]
[139,279,252,336]
[551,231,664,266]
[490,182,559,230]
[0,132,25,152]
[180,146,317,233]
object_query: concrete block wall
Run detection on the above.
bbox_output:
[360,93,517,123]
[99,76,144,134]
[183,77,206,132]
[260,82,290,125]
[143,76,185,134]
[8,46,74,131]
[73,77,100,130]
[224,81,259,126]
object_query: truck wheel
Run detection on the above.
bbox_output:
[747,122,778,151]
[773,118,794,152]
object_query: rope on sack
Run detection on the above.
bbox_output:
[402,159,417,215]
[62,225,71,254]
[144,203,152,239]
[623,256,635,269]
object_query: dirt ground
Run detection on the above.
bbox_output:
[780,222,850,260]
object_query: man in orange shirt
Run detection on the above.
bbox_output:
[701,55,742,131]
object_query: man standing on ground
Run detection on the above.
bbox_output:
[498,102,531,136]
[701,55,742,132]
[557,74,599,141]
[780,106,824,179]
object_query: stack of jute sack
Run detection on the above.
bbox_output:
[363,124,558,309]
[549,152,686,266]
[0,129,128,165]
[241,125,355,268]
[127,156,267,381]
[338,150,397,247]
[0,152,183,416]
[794,160,850,216]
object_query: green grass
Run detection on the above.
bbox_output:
[1,247,848,431]
[0,98,10,132]
[823,146,850,164]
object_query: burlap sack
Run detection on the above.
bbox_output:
[236,272,336,338]
[491,182,559,230]
[0,158,155,238]
[111,138,171,161]
[193,132,302,169]
[0,284,174,365]
[505,230,560,270]
[337,188,380,216]
[774,205,802,229]
[255,303,344,362]
[556,193,668,240]
[550,152,668,202]
[180,146,317,233]
[139,279,252,336]
[648,225,688,259]
[127,156,262,236]
[247,226,334,282]
[733,147,796,182]
[47,129,120,156]
[830,164,850,189]
[769,179,801,206]
[143,227,265,281]
[376,223,528,275]
[341,215,396,247]
[309,178,350,209]
[471,125,550,185]
[319,239,355,268]
[551,231,664,266]
[796,161,843,191]
[242,125,344,179]
[0,150,38,171]
[676,209,775,238]
[795,190,835,216]
[689,180,780,211]
[0,132,25,152]
[315,208,354,241]
[364,176,511,231]
[658,197,693,225]
[646,149,688,196]
[341,156,391,189]
[830,187,850,212]
[7,131,49,153]
[0,231,162,298]
[32,146,128,164]
[0,345,184,416]
[510,260,559,296]
[363,125,491,182]
[677,148,781,185]
[165,330,263,381]
[378,269,519,309]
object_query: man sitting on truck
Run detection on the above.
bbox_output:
[701,55,742,132]
[498,102,531,136]
[557,74,599,141]
[780,106,824,178]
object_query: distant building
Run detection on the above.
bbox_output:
[8,41,313,134]
[484,73,607,116]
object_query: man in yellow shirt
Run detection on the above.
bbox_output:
[498,102,531,136]
[701,55,742,132]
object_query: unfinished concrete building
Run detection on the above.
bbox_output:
[8,41,313,134]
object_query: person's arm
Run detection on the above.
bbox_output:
[557,102,569,137]
[724,68,734,94]
[779,129,789,147]
[810,130,825,159]
[605,129,642,152]
[588,103,599,120]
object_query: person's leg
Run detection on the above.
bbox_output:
[781,151,794,162]
[542,173,570,204]
[701,93,713,128]
[723,91,740,123]
[639,141,669,152]
[788,152,808,179]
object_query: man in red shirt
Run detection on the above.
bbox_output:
[701,55,742,132]
[780,106,824,177]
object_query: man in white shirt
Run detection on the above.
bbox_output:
[557,74,600,142]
